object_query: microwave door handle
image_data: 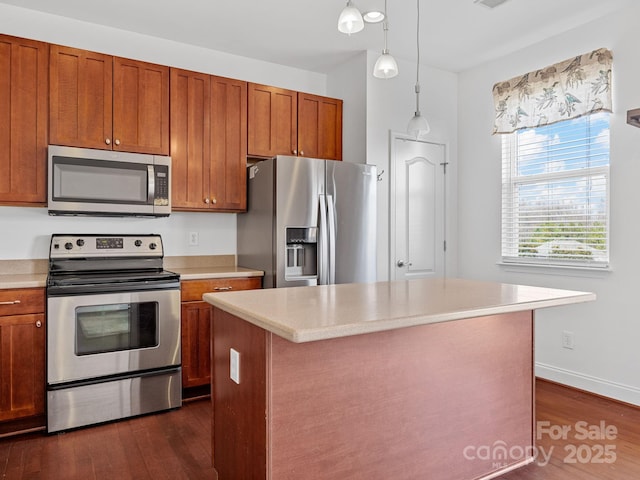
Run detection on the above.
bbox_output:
[147,165,155,204]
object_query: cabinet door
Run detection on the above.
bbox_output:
[210,76,247,212]
[49,45,113,150]
[181,302,212,388]
[180,277,262,389]
[170,68,211,210]
[0,35,48,204]
[0,314,45,422]
[247,83,297,157]
[298,93,343,161]
[113,57,169,155]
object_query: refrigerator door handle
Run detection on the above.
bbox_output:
[318,194,329,285]
[326,195,337,284]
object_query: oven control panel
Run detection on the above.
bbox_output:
[50,234,164,258]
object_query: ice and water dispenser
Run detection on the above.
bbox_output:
[285,227,318,280]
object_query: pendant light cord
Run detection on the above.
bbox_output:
[383,0,389,53]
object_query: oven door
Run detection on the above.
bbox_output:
[47,288,180,385]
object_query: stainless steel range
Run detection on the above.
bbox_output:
[46,234,181,433]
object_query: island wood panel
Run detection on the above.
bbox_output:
[212,308,267,479]
[212,308,534,480]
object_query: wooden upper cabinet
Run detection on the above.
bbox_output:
[298,93,343,161]
[210,76,247,211]
[170,69,247,212]
[49,45,112,150]
[170,68,211,210]
[50,46,169,155]
[113,57,169,155]
[0,35,48,205]
[247,84,342,160]
[248,83,297,157]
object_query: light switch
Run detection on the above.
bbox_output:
[230,348,240,384]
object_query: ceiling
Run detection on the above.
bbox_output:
[0,0,634,73]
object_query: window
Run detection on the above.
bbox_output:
[501,112,610,268]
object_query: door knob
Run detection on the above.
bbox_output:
[397,260,412,267]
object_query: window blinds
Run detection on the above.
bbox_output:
[501,112,609,267]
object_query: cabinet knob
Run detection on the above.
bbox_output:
[36,320,42,328]
[114,139,121,146]
[204,198,210,204]
[212,197,217,204]
[105,138,111,145]
[300,150,304,156]
[293,149,297,155]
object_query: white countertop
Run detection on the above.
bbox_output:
[204,278,596,343]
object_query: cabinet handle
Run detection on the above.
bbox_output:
[204,198,210,204]
[115,139,121,146]
[0,300,21,305]
[105,138,111,145]
[213,286,233,291]
[36,320,42,328]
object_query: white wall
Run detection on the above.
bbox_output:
[366,51,458,281]
[458,3,640,404]
[327,52,368,165]
[0,3,327,260]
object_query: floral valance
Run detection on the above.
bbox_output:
[492,48,613,134]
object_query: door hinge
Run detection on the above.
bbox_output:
[443,240,447,252]
[440,161,449,174]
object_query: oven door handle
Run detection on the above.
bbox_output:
[47,279,181,296]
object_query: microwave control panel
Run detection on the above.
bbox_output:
[154,165,170,206]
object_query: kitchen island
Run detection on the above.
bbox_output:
[204,278,595,480]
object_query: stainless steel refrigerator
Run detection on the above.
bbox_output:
[237,155,377,288]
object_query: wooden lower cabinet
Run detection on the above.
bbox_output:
[180,277,261,394]
[0,288,45,435]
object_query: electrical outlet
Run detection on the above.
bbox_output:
[230,348,240,384]
[562,330,575,350]
[188,231,199,246]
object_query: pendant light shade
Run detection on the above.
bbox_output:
[372,1,398,79]
[408,112,431,138]
[373,52,399,78]
[338,0,364,35]
[407,0,430,138]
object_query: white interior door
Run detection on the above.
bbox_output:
[390,134,446,281]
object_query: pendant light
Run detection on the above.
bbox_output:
[407,0,430,138]
[338,0,365,35]
[372,0,398,79]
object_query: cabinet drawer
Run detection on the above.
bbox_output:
[181,277,261,302]
[0,288,45,316]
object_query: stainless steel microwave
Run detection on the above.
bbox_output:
[48,145,171,217]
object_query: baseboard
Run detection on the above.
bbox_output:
[536,362,640,406]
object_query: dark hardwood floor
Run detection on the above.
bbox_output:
[0,380,639,479]
[0,399,216,479]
